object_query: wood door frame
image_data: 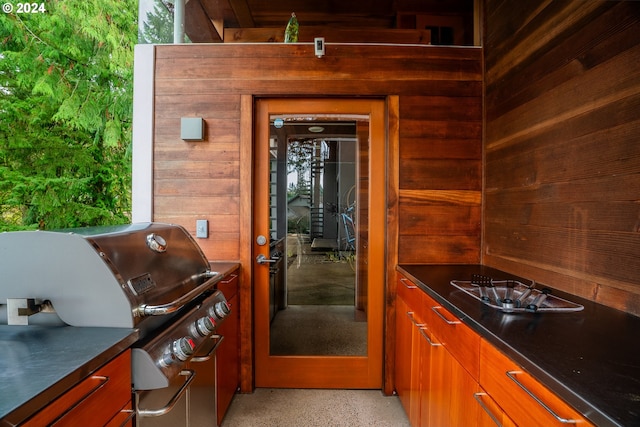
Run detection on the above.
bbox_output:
[253,98,386,389]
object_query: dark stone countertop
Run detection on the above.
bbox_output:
[0,326,138,426]
[398,264,640,427]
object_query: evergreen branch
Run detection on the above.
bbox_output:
[14,14,81,66]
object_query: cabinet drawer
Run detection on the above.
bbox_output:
[397,273,419,302]
[217,270,239,299]
[397,274,423,312]
[398,275,428,322]
[22,350,132,427]
[424,292,480,380]
[480,340,593,427]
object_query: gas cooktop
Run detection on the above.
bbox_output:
[450,275,584,313]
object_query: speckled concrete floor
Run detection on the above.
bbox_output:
[220,388,410,427]
[270,305,367,355]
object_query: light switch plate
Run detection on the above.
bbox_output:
[314,37,325,58]
[196,219,208,238]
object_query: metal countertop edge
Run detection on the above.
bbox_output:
[397,265,623,427]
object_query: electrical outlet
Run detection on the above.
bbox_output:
[196,219,208,238]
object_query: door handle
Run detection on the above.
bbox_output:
[256,254,277,264]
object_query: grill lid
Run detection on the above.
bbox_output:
[0,223,218,328]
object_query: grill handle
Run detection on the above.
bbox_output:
[190,335,224,363]
[137,370,195,418]
[135,271,219,317]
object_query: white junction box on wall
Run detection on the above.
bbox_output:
[181,117,205,141]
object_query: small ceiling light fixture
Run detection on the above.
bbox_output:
[308,126,325,133]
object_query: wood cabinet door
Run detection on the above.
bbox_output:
[418,325,437,427]
[395,296,414,415]
[395,294,425,426]
[427,332,480,427]
[447,354,482,427]
[474,389,517,427]
[408,310,424,426]
[396,273,430,426]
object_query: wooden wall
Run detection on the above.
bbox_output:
[152,43,482,263]
[483,0,640,316]
[150,43,483,390]
[398,95,482,264]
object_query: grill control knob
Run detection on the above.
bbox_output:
[160,352,175,367]
[146,233,167,253]
[172,336,195,361]
[195,315,217,336]
[211,301,231,320]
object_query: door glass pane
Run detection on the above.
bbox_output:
[268,115,368,356]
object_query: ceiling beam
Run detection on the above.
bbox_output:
[186,0,222,42]
[229,0,255,27]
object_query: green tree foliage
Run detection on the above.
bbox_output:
[287,138,313,197]
[138,0,192,44]
[0,0,137,230]
[139,0,176,44]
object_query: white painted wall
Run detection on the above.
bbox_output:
[131,44,155,222]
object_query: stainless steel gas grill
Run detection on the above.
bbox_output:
[0,222,232,426]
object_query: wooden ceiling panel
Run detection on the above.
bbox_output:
[199,0,399,30]
[248,12,396,29]
[246,0,395,17]
[194,0,475,43]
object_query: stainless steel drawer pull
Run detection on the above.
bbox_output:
[419,326,441,347]
[473,392,503,427]
[506,370,577,424]
[431,305,461,325]
[137,369,196,418]
[400,277,418,289]
[406,311,425,328]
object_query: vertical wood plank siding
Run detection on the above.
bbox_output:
[152,43,483,264]
[483,0,640,315]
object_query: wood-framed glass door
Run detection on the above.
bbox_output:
[253,98,385,388]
